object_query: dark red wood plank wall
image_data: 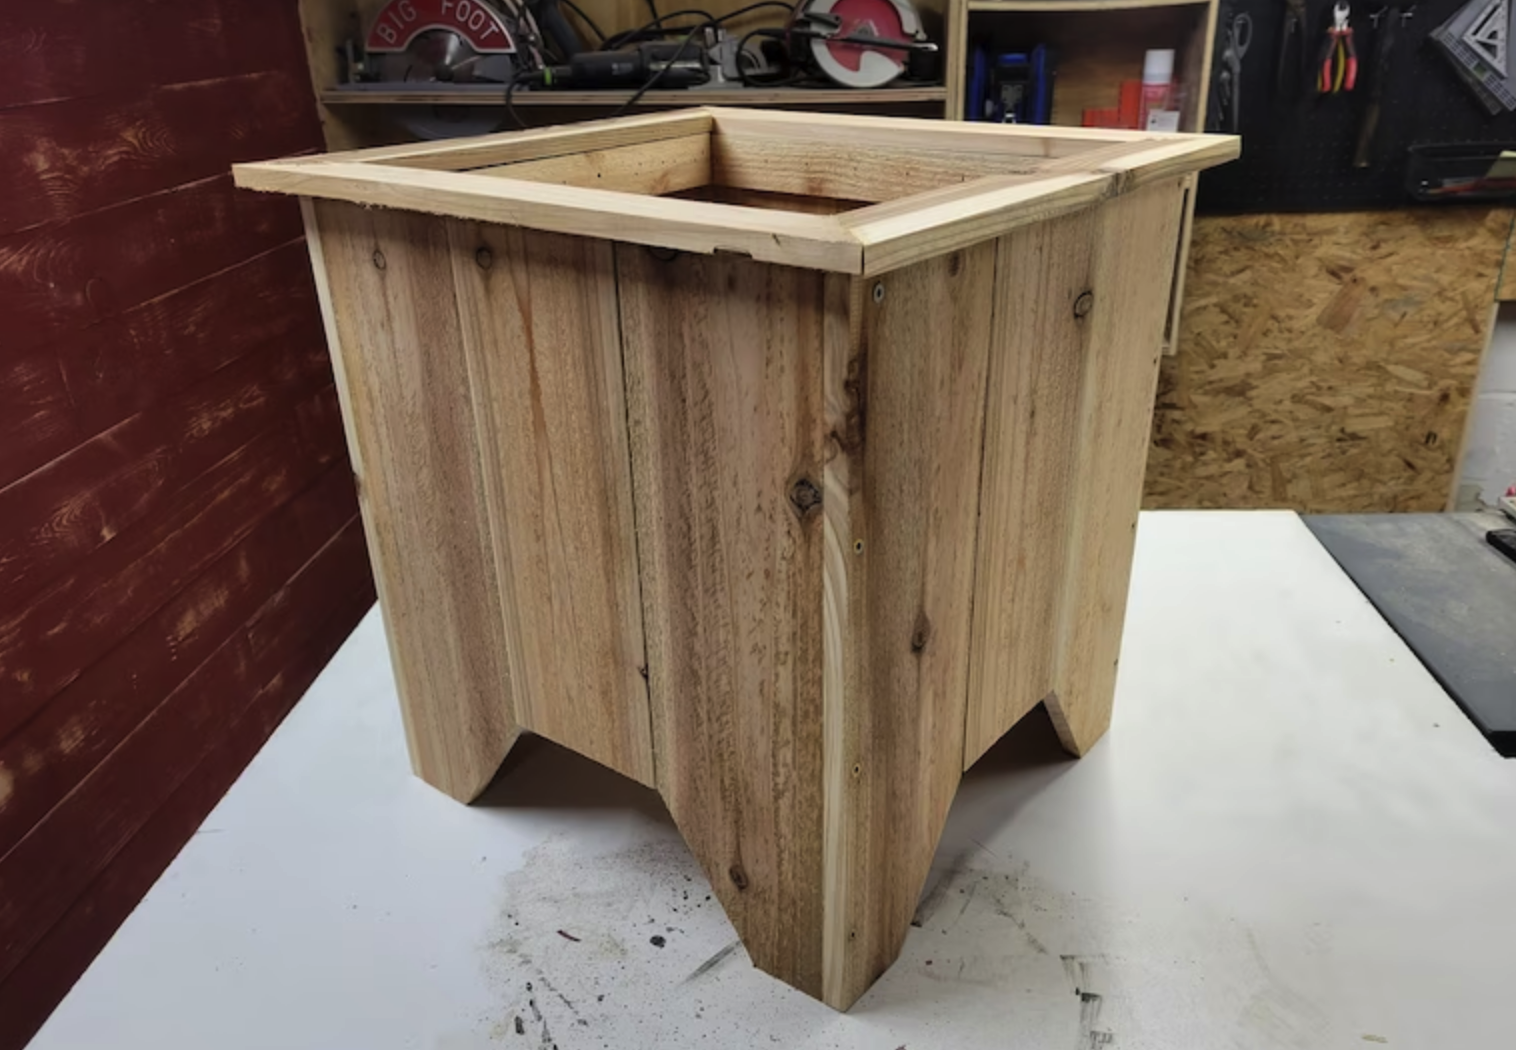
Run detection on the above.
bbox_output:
[0,4,374,1045]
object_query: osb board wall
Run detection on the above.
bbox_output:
[1146,207,1513,512]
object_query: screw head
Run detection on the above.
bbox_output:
[1073,290,1095,319]
[475,247,493,270]
[872,281,885,304]
[371,249,386,271]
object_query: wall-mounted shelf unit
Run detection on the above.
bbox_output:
[968,0,1209,12]
[319,86,947,107]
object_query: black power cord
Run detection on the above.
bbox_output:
[604,8,717,50]
[558,0,608,44]
[611,0,798,114]
[507,0,800,127]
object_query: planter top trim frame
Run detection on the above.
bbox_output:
[234,107,1238,277]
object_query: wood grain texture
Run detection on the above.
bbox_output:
[0,0,309,108]
[0,573,372,1050]
[293,109,713,170]
[54,240,323,438]
[446,224,654,786]
[308,200,518,803]
[239,161,864,274]
[0,337,334,610]
[0,388,346,745]
[0,516,370,991]
[820,244,996,1009]
[0,240,323,492]
[963,211,1098,767]
[471,134,711,195]
[0,174,304,358]
[237,113,1234,278]
[1046,180,1185,754]
[0,460,355,861]
[617,246,830,997]
[0,71,319,236]
[0,4,364,1043]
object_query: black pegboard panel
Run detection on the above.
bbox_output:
[1197,0,1516,213]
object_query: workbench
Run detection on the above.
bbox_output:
[32,511,1516,1048]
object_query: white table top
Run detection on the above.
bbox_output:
[36,511,1516,1049]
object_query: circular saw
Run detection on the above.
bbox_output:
[362,0,544,138]
[795,0,933,89]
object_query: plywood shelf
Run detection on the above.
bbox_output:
[968,0,1209,11]
[320,85,948,107]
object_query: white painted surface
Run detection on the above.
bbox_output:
[33,511,1516,1049]
[1460,303,1516,506]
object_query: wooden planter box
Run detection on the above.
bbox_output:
[235,108,1234,1010]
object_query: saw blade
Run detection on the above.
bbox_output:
[806,0,913,89]
[377,29,517,139]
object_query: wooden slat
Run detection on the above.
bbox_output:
[705,107,1168,155]
[0,388,346,745]
[1,240,320,490]
[820,243,998,1009]
[1048,180,1186,753]
[838,137,1236,275]
[0,174,304,358]
[0,516,370,991]
[617,245,830,997]
[445,224,654,787]
[847,173,1114,276]
[0,352,78,493]
[0,460,356,860]
[964,211,1099,767]
[284,109,713,171]
[56,240,322,436]
[307,200,519,803]
[0,71,318,236]
[0,576,373,1050]
[0,336,334,610]
[471,134,711,196]
[709,127,1229,207]
[0,0,310,108]
[239,162,863,274]
[711,134,1078,203]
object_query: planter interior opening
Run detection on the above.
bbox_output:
[378,109,1158,211]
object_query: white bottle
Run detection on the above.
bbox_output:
[1140,49,1179,132]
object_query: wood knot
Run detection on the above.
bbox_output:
[729,865,749,891]
[371,249,387,271]
[947,252,962,277]
[475,247,493,269]
[1073,290,1094,319]
[910,612,932,654]
[789,477,822,517]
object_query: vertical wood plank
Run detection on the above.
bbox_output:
[821,242,997,1009]
[963,209,1099,768]
[307,200,518,801]
[617,247,830,997]
[445,224,654,787]
[1048,180,1186,754]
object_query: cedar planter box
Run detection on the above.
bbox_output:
[235,109,1234,1010]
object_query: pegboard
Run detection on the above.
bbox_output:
[1196,0,1516,213]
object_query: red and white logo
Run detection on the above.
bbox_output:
[366,0,517,54]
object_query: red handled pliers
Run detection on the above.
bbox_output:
[1318,1,1357,93]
